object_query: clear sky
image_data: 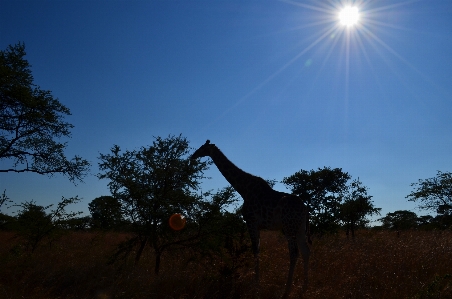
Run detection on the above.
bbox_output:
[1,0,451,221]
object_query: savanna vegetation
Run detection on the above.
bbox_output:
[2,43,452,298]
[0,229,451,299]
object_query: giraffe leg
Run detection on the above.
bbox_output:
[248,227,260,297]
[282,237,298,299]
[297,231,310,292]
[249,229,260,282]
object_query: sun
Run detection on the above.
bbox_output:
[339,6,360,26]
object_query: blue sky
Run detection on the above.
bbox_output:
[1,0,451,221]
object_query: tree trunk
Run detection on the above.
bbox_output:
[135,237,147,264]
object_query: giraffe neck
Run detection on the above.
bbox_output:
[208,145,257,195]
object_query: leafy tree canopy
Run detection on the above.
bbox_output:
[379,210,418,231]
[98,135,213,274]
[406,171,452,216]
[283,167,350,232]
[14,196,82,252]
[0,43,89,182]
[340,179,381,237]
[88,195,123,230]
[283,167,379,234]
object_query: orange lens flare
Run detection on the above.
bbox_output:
[169,213,186,231]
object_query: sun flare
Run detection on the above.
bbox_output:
[169,213,186,231]
[339,6,359,26]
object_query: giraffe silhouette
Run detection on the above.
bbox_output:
[191,140,311,298]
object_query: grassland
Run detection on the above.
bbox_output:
[0,229,451,299]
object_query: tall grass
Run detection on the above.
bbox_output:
[0,229,451,298]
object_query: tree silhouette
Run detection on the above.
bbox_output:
[379,210,418,232]
[88,196,123,230]
[407,171,452,216]
[15,197,82,252]
[98,135,212,274]
[283,168,379,235]
[0,43,89,182]
[340,179,381,237]
[283,167,351,233]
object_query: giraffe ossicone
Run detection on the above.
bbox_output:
[191,140,311,298]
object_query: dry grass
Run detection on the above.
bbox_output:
[0,229,451,299]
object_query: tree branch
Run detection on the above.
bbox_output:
[0,168,56,175]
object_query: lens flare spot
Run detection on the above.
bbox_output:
[169,213,186,231]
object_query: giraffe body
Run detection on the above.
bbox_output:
[191,140,311,298]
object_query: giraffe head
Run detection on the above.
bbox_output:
[191,140,213,160]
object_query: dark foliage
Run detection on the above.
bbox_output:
[13,197,82,252]
[407,171,452,218]
[0,43,89,182]
[88,196,124,230]
[98,135,233,274]
[379,210,419,231]
[283,167,379,235]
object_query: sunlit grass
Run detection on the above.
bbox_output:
[1,229,451,298]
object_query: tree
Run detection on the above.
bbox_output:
[416,215,434,228]
[191,186,251,283]
[59,215,91,230]
[98,135,211,274]
[0,190,10,209]
[379,210,418,232]
[406,171,452,217]
[339,179,381,238]
[283,167,351,233]
[16,201,53,252]
[0,43,89,182]
[88,196,123,230]
[0,190,15,230]
[15,196,82,252]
